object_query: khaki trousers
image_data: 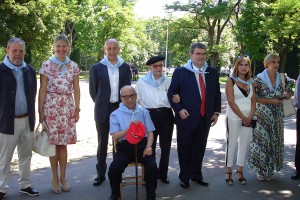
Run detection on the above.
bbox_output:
[0,117,33,193]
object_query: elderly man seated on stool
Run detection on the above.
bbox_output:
[107,85,158,200]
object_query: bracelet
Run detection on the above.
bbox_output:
[146,146,152,149]
[75,108,81,112]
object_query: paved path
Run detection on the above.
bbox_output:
[7,80,300,200]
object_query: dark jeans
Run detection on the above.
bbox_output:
[108,139,158,199]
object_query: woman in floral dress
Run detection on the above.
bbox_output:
[249,53,294,181]
[38,34,80,193]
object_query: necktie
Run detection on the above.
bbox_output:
[199,73,206,116]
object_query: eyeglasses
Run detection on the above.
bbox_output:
[152,64,163,68]
[121,93,137,100]
[237,55,250,59]
[193,52,206,56]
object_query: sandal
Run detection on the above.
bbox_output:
[225,172,233,186]
[60,179,71,192]
[256,174,265,181]
[236,170,246,185]
[266,176,272,181]
[52,180,61,194]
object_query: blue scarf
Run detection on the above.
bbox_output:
[100,55,124,74]
[140,72,166,88]
[49,55,70,76]
[183,59,209,74]
[229,75,253,85]
[3,55,26,79]
[118,102,142,121]
[256,69,280,92]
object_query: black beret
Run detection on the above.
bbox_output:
[146,56,165,66]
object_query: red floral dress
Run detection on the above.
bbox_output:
[40,60,80,145]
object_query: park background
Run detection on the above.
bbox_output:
[0,0,299,79]
[2,1,300,199]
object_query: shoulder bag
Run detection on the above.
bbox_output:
[280,73,296,117]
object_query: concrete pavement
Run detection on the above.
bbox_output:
[5,81,300,200]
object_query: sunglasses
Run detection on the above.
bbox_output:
[237,55,250,59]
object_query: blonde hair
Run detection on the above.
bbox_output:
[264,53,279,68]
[52,34,71,54]
[232,56,252,80]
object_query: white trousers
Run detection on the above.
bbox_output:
[225,117,252,167]
[0,117,33,193]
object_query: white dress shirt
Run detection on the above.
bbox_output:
[192,64,206,98]
[107,66,120,103]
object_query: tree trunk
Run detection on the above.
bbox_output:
[210,52,218,68]
[279,52,287,73]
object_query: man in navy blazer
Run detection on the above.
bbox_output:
[167,42,221,188]
[89,39,131,186]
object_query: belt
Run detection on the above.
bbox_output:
[147,107,171,112]
[110,102,119,107]
[15,113,28,118]
[117,138,147,144]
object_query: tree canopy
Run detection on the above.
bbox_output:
[0,0,299,76]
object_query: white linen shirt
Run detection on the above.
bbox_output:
[135,76,172,109]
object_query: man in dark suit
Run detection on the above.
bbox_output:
[167,42,221,188]
[89,39,132,186]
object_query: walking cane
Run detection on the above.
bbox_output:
[134,144,138,200]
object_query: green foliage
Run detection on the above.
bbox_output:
[237,0,300,72]
[166,0,243,68]
[0,0,67,68]
[236,0,266,63]
[0,0,298,75]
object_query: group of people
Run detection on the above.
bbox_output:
[89,40,221,200]
[0,35,299,200]
[224,53,296,186]
[0,35,80,200]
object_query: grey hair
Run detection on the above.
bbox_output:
[190,42,207,54]
[104,38,120,49]
[120,85,135,96]
[7,38,26,49]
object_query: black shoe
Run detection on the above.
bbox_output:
[191,179,209,186]
[19,187,39,196]
[107,194,120,200]
[0,192,7,200]
[180,180,190,188]
[93,176,105,186]
[291,171,300,180]
[159,177,170,184]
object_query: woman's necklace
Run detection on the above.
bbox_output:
[243,84,250,94]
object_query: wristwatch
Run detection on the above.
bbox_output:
[214,112,220,116]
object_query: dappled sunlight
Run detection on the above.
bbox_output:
[278,190,294,198]
[258,190,275,195]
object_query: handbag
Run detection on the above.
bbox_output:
[32,122,56,157]
[242,119,257,129]
[280,73,296,117]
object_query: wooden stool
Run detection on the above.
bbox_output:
[120,162,145,200]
